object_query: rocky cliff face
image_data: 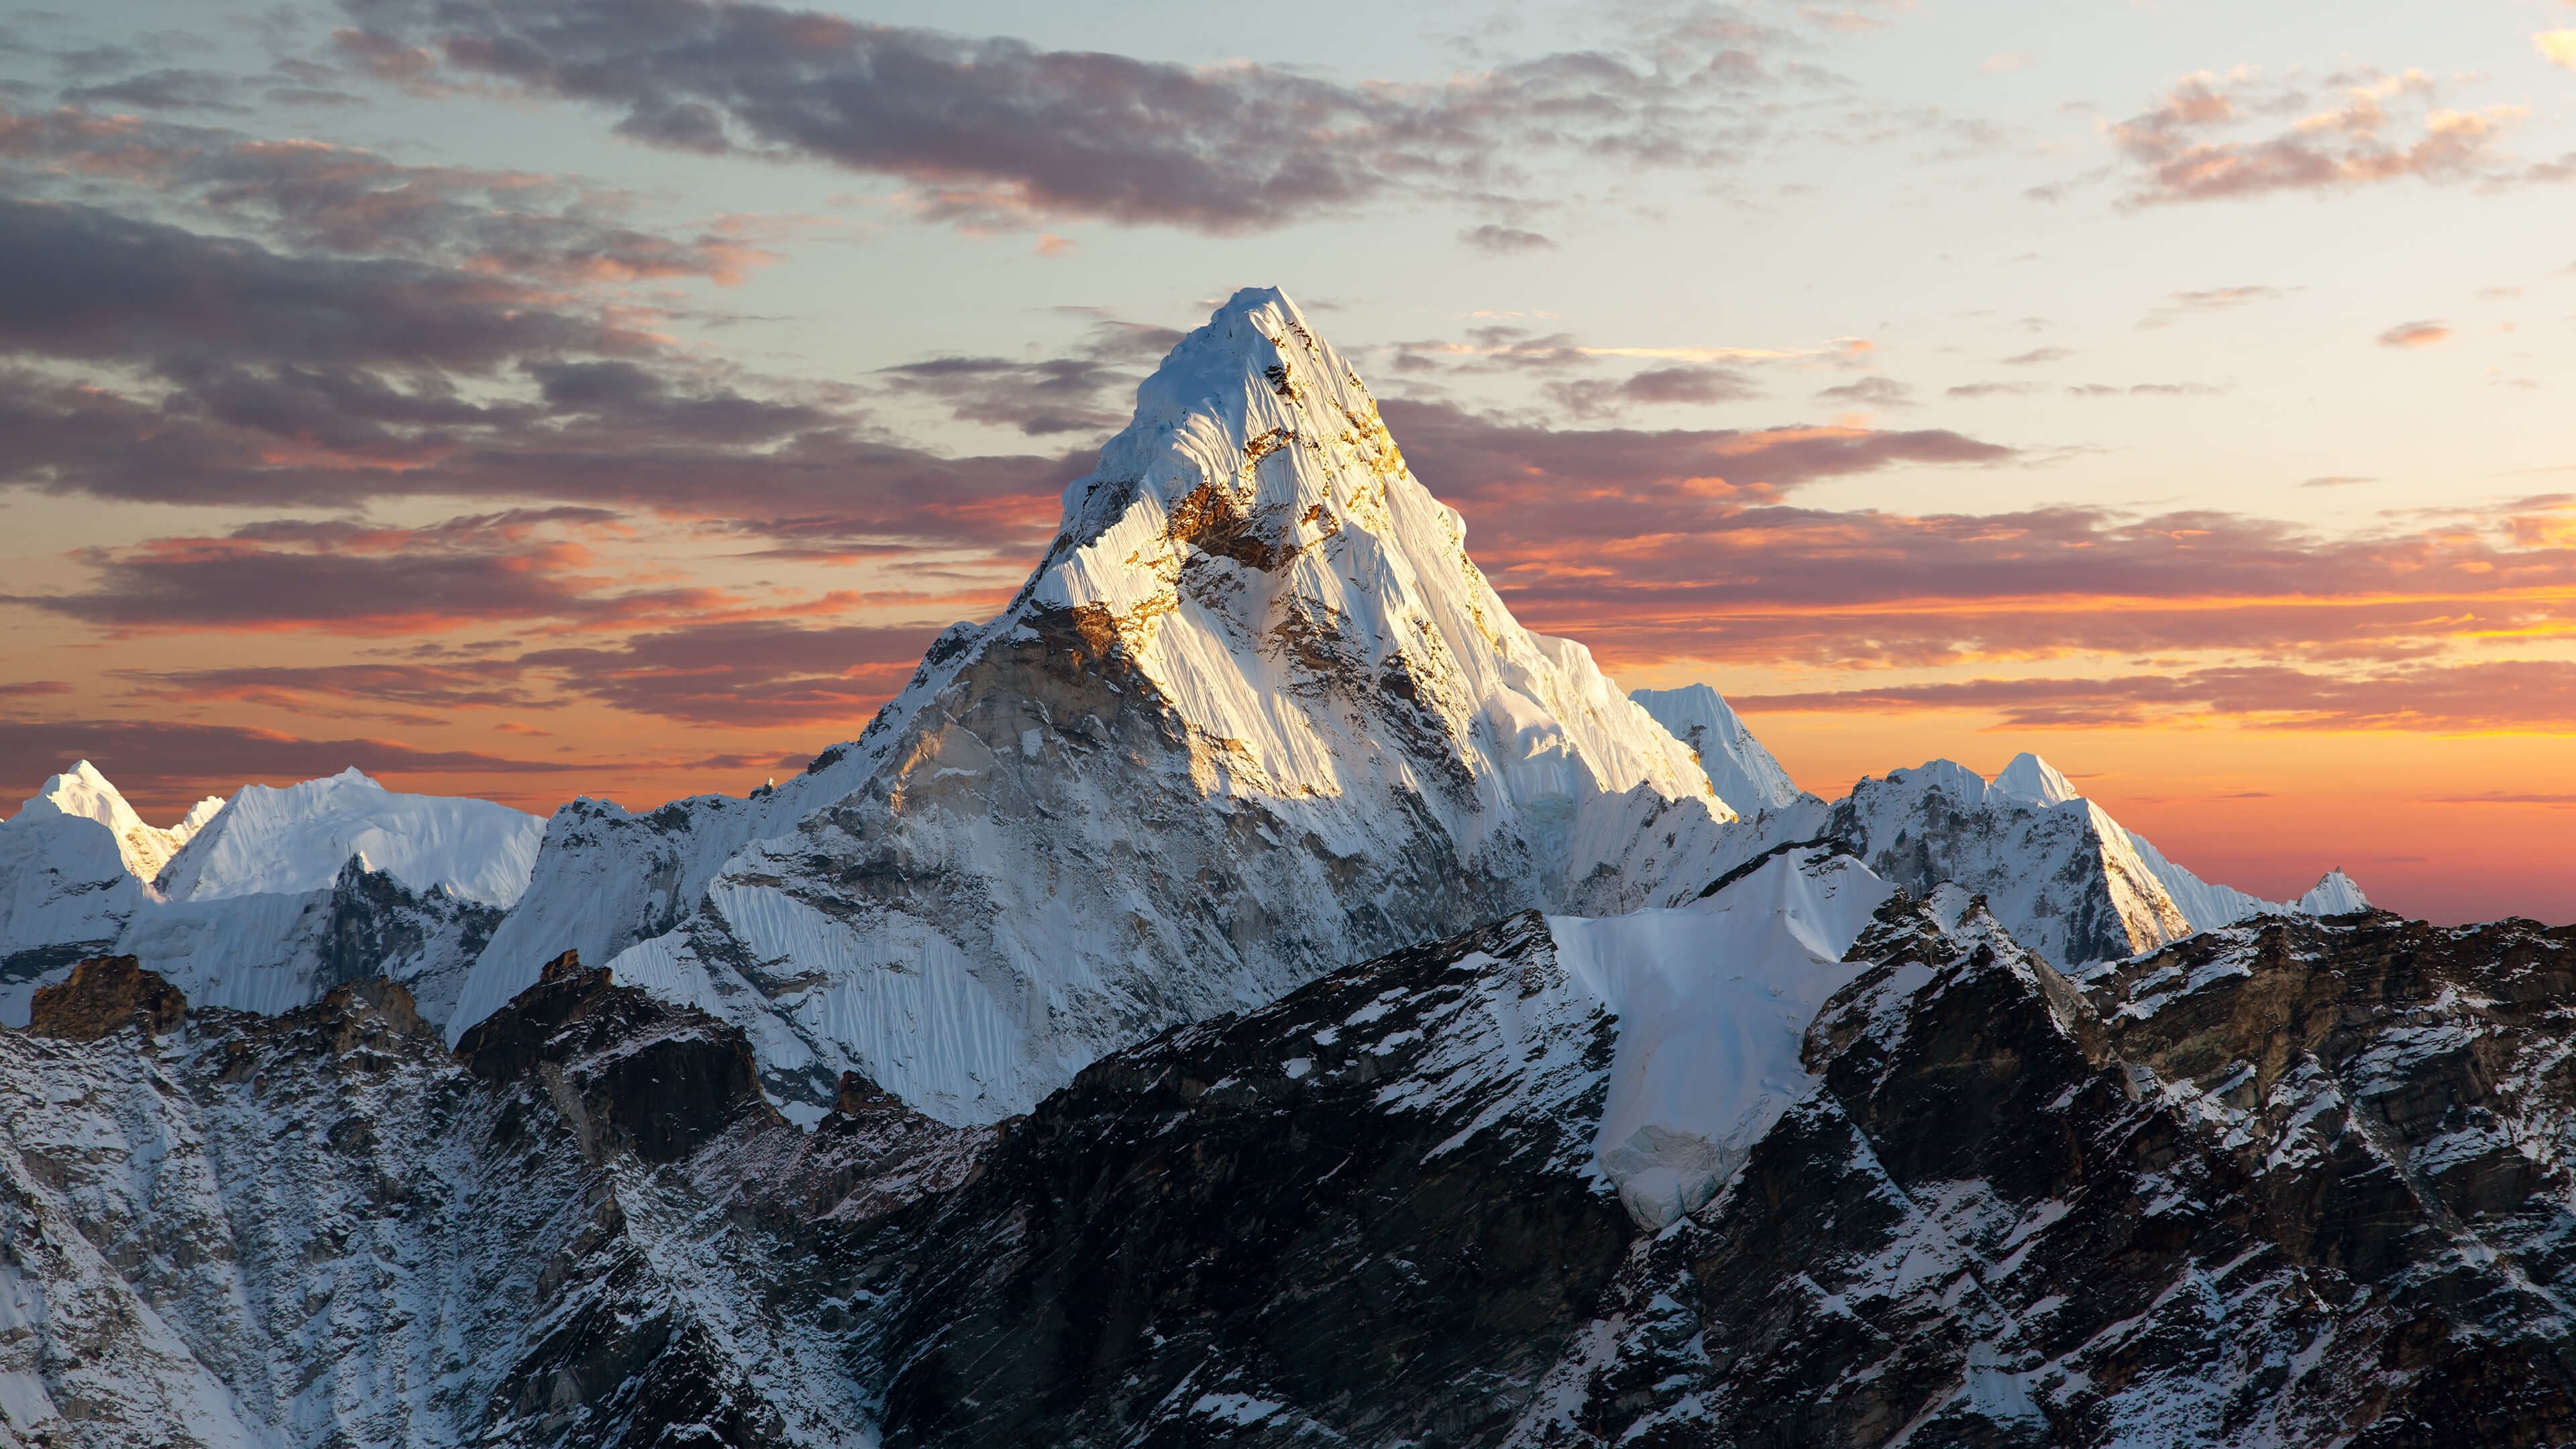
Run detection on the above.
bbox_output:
[9,881,2573,1448]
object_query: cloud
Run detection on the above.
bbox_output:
[2064,382,2226,397]
[59,68,244,111]
[0,104,786,286]
[1547,364,1764,417]
[113,661,545,715]
[1981,52,2031,74]
[874,315,1181,437]
[1460,225,1556,254]
[521,619,949,726]
[2540,31,2576,70]
[2137,284,2296,329]
[1727,659,2576,735]
[2002,347,2072,366]
[2376,319,2452,349]
[2302,475,2375,488]
[331,0,1777,231]
[0,718,588,814]
[3,511,806,637]
[1413,475,2576,672]
[0,195,642,370]
[0,189,1084,558]
[0,718,810,814]
[1813,376,1914,408]
[1945,380,2042,398]
[1383,400,2012,519]
[2110,68,2522,205]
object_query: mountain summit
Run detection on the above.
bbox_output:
[452,287,1731,1121]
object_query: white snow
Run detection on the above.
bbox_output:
[1550,849,1896,1226]
[1835,752,2366,966]
[7,761,219,881]
[1990,751,2078,809]
[1631,684,1807,815]
[157,767,543,907]
[2295,868,2369,916]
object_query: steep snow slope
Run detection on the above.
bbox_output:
[1827,751,2363,967]
[157,767,543,906]
[1629,684,1806,814]
[456,287,1733,1122]
[1550,848,1892,1226]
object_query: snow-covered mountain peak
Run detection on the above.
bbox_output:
[1990,751,2079,808]
[451,286,1741,1120]
[2296,867,2369,916]
[1020,284,1713,824]
[158,768,545,908]
[1629,684,1807,815]
[10,760,215,881]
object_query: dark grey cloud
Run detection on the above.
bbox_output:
[0,718,800,815]
[1549,364,1764,418]
[522,620,948,726]
[0,104,782,285]
[2,510,739,635]
[874,317,1181,437]
[333,0,1777,231]
[0,194,636,369]
[115,660,545,714]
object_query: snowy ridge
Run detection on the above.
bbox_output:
[462,286,1738,1122]
[1629,684,1807,815]
[156,767,542,908]
[1,765,529,1027]
[1826,751,2365,967]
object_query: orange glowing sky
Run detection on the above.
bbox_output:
[5,0,2576,925]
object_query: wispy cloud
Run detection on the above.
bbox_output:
[2137,284,2296,329]
[2376,319,2452,348]
[2109,68,2524,205]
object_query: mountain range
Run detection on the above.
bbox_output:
[3,290,2547,1449]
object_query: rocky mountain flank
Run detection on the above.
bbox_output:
[5,862,2571,1447]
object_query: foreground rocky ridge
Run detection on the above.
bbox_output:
[5,878,2573,1447]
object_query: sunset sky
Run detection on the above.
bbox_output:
[5,0,2576,923]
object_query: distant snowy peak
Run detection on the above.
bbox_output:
[2296,868,2370,916]
[10,761,218,881]
[1629,685,1807,814]
[158,767,544,908]
[1826,753,2366,967]
[1990,751,2078,808]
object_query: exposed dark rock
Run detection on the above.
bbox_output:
[860,910,1629,1449]
[458,949,780,1165]
[25,953,184,1040]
